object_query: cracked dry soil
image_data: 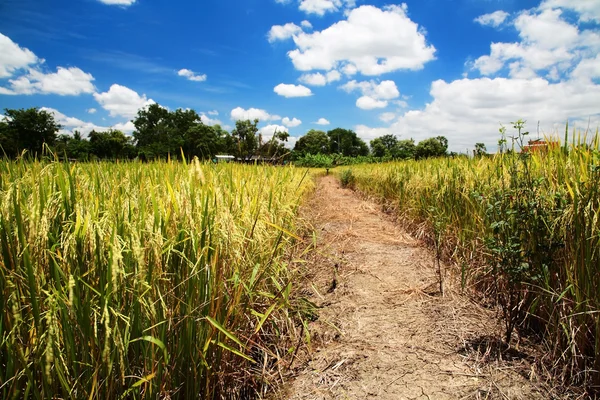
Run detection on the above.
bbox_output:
[281,175,548,400]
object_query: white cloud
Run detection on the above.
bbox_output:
[299,0,340,16]
[474,11,510,27]
[379,112,396,123]
[259,124,289,140]
[356,75,600,151]
[298,70,341,86]
[301,20,313,29]
[315,117,330,125]
[200,114,222,126]
[230,107,281,121]
[40,107,135,136]
[355,125,391,142]
[326,70,341,83]
[93,84,155,119]
[340,79,400,100]
[178,68,207,82]
[274,83,313,97]
[268,23,303,42]
[471,7,599,79]
[288,5,436,75]
[299,72,327,86]
[352,2,598,152]
[97,0,136,6]
[207,110,219,116]
[0,67,96,96]
[356,96,388,110]
[0,33,38,78]
[87,108,97,114]
[112,121,136,133]
[282,117,302,127]
[540,0,600,22]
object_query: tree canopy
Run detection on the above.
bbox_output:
[1,108,60,157]
[327,128,369,157]
[294,129,330,156]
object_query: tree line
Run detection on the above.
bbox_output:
[0,106,482,161]
[294,129,455,160]
[0,105,289,161]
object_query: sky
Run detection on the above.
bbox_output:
[0,0,599,152]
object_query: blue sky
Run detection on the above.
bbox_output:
[1,0,599,151]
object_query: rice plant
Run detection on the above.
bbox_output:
[0,157,313,399]
[343,124,600,391]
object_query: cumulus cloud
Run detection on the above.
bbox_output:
[362,76,600,151]
[230,107,281,121]
[354,3,600,152]
[93,84,155,119]
[0,33,38,78]
[0,33,96,96]
[282,117,302,127]
[540,0,600,22]
[178,68,207,82]
[207,110,219,116]
[287,5,436,75]
[40,107,134,137]
[379,112,396,123]
[299,0,340,16]
[97,0,136,6]
[200,114,222,126]
[354,125,391,142]
[0,67,96,96]
[315,118,330,125]
[259,124,289,141]
[273,83,313,97]
[299,70,341,86]
[299,72,327,86]
[340,80,400,100]
[112,121,136,133]
[471,7,599,79]
[87,108,97,114]
[340,80,400,109]
[356,96,387,110]
[301,20,313,29]
[474,11,510,27]
[268,23,303,42]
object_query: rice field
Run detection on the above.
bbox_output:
[341,127,600,390]
[0,158,313,399]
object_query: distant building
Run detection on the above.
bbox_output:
[215,155,235,163]
[522,139,559,153]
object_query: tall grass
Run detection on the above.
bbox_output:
[343,125,600,391]
[0,158,313,399]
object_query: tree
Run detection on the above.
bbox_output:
[214,125,236,155]
[133,103,172,158]
[393,139,416,159]
[0,119,17,157]
[294,129,330,156]
[327,128,368,157]
[3,108,60,156]
[474,142,487,157]
[379,134,398,153]
[415,137,448,159]
[132,104,201,159]
[185,124,220,159]
[231,119,259,158]
[370,138,388,157]
[89,130,135,159]
[260,129,290,158]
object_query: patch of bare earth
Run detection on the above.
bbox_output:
[279,175,548,400]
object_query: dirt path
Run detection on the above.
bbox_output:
[283,176,547,400]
